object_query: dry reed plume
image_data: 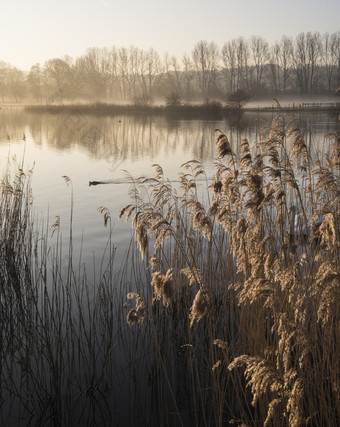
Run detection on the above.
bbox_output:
[120,113,340,426]
[0,159,120,425]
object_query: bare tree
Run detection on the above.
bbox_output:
[322,32,340,93]
[0,61,9,102]
[222,40,237,94]
[192,40,220,97]
[235,37,250,91]
[27,64,43,102]
[135,48,163,103]
[106,46,120,99]
[45,57,74,101]
[182,54,194,101]
[270,43,281,93]
[116,46,141,100]
[164,53,182,96]
[7,67,26,102]
[307,32,322,92]
[145,48,164,100]
[270,36,294,94]
[294,32,322,94]
[294,33,309,93]
[250,35,270,92]
[76,48,112,100]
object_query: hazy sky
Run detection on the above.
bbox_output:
[1,0,339,70]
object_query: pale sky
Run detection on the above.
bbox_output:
[0,0,339,70]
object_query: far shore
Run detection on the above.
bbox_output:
[1,99,340,117]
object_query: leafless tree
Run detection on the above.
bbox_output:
[136,48,164,103]
[250,35,270,92]
[116,46,141,100]
[221,40,238,94]
[164,53,182,96]
[192,40,220,97]
[270,36,293,93]
[44,57,74,101]
[235,37,250,91]
[322,32,340,93]
[0,61,10,102]
[294,32,322,94]
[76,47,112,100]
[27,64,43,102]
[106,46,120,99]
[182,54,194,101]
[6,67,26,102]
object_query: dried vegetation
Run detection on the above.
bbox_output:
[120,113,340,426]
[0,161,119,425]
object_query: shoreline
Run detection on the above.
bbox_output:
[1,101,340,117]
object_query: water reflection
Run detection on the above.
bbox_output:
[0,108,336,262]
[1,109,338,165]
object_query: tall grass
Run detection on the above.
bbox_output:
[0,159,123,426]
[119,113,339,426]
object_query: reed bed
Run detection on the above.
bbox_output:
[119,113,339,426]
[0,160,122,426]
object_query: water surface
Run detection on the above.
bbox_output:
[0,108,338,268]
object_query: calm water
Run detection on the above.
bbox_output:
[1,107,339,425]
[0,108,339,269]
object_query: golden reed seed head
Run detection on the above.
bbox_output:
[211,360,222,372]
[214,129,234,159]
[126,309,138,326]
[134,222,148,259]
[189,289,210,328]
[151,269,176,306]
[152,163,164,179]
[213,339,229,352]
[181,267,203,286]
[126,294,147,326]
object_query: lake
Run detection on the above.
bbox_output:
[0,106,339,425]
[1,107,339,271]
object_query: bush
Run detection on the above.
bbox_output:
[227,89,251,109]
[133,93,154,107]
[165,92,182,106]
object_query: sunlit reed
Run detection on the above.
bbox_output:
[119,113,339,426]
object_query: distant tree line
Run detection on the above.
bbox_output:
[1,32,339,104]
